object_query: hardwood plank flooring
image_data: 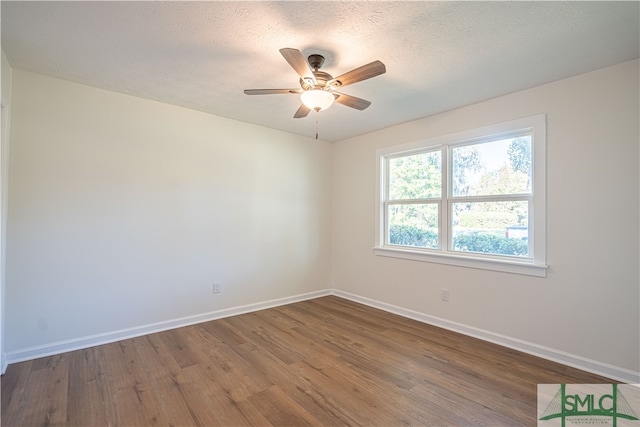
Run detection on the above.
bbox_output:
[1,296,614,426]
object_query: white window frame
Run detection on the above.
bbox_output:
[374,114,547,277]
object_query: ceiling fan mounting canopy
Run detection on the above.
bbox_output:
[244,48,386,118]
[307,54,325,71]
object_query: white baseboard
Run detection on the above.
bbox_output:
[5,289,331,365]
[332,289,640,384]
[6,288,638,384]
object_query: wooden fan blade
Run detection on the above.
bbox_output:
[279,48,317,85]
[334,92,372,110]
[244,89,301,95]
[329,60,386,87]
[294,104,311,118]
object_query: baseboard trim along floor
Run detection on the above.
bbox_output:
[5,290,331,368]
[5,288,639,383]
[331,290,639,384]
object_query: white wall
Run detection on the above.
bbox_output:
[332,60,639,376]
[1,50,13,373]
[5,60,639,381]
[6,70,332,354]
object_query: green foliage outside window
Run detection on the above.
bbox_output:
[389,225,528,255]
[453,232,528,256]
[389,224,438,249]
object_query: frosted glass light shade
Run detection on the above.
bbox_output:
[300,89,335,112]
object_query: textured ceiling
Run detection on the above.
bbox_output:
[2,1,639,142]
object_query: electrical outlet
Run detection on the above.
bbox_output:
[213,282,221,294]
[441,288,449,302]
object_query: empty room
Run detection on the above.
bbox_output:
[1,2,639,426]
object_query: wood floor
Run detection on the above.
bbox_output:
[2,296,613,426]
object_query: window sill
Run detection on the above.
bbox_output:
[373,246,548,277]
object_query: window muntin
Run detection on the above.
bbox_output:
[375,115,546,277]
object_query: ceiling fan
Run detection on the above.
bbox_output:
[244,48,386,118]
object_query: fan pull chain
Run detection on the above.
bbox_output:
[315,115,319,140]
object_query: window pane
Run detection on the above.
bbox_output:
[451,201,529,257]
[389,151,441,200]
[451,136,531,197]
[388,204,439,249]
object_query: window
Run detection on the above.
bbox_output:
[375,115,547,277]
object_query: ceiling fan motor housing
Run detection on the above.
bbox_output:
[301,55,336,89]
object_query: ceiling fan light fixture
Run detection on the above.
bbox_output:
[300,89,335,112]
